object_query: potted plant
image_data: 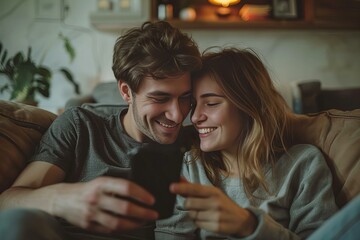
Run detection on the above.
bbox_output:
[0,35,80,105]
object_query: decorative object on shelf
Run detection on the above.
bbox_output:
[239,4,270,21]
[272,0,298,19]
[208,0,240,17]
[0,35,80,106]
[158,2,173,20]
[97,0,113,11]
[157,0,181,20]
[90,0,151,30]
[180,7,197,21]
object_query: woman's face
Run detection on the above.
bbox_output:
[191,74,243,156]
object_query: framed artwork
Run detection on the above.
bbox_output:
[273,0,298,19]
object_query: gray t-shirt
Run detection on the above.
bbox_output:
[30,106,190,240]
[155,144,338,240]
[31,106,142,182]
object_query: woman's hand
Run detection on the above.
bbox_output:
[170,181,257,237]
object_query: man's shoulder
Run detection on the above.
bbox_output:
[63,105,124,122]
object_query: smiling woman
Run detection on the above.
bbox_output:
[155,48,339,239]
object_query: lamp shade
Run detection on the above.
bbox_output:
[208,0,240,7]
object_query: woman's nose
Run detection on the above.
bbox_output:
[191,106,206,124]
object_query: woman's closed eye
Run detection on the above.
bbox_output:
[206,102,220,107]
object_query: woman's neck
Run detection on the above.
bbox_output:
[221,151,241,178]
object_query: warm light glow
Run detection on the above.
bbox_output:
[208,0,240,8]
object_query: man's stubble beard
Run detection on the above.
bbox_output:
[132,95,161,143]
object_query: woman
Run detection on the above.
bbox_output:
[155,48,338,239]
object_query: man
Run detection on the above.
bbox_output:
[0,21,201,240]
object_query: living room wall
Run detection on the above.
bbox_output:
[1,0,359,113]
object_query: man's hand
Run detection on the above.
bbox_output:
[170,181,257,237]
[54,176,159,234]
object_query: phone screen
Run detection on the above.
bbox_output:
[129,144,183,219]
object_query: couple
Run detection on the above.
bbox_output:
[0,21,354,240]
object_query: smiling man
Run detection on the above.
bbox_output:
[121,74,192,144]
[0,21,201,240]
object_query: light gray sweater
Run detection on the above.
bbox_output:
[155,144,338,240]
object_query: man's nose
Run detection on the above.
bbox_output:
[165,101,184,123]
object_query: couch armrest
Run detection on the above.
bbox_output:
[287,109,360,207]
[65,95,95,110]
[0,101,57,193]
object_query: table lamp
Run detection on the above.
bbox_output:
[208,0,240,17]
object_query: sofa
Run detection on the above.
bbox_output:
[292,80,360,114]
[65,82,125,109]
[0,100,359,209]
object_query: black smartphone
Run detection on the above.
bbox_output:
[129,144,183,219]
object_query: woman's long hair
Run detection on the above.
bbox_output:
[192,48,290,198]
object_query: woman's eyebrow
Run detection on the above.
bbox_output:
[200,93,225,98]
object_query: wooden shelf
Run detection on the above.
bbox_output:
[164,19,310,30]
[90,0,360,32]
[164,19,359,30]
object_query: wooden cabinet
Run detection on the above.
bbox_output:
[311,0,360,28]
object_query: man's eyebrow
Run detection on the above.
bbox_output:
[147,91,171,97]
[147,90,192,97]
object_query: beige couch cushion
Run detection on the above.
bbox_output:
[288,109,360,207]
[0,100,57,193]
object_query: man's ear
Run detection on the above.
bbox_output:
[118,81,132,104]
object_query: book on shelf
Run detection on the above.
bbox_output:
[239,4,271,21]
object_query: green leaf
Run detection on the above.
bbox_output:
[35,76,51,88]
[59,34,75,62]
[13,52,24,66]
[37,66,52,78]
[26,47,32,61]
[26,87,36,100]
[59,67,80,94]
[11,61,37,99]
[36,85,50,98]
[1,50,7,65]
[3,60,15,79]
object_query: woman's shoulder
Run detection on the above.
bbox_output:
[278,144,329,173]
[286,144,324,162]
[182,150,211,184]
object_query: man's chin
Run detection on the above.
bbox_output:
[152,126,180,144]
[155,132,179,144]
[157,136,177,144]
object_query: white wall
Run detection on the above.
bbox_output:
[1,0,359,113]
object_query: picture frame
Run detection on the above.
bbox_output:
[272,0,298,19]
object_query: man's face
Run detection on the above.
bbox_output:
[125,73,192,144]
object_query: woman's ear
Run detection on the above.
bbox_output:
[118,81,132,104]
